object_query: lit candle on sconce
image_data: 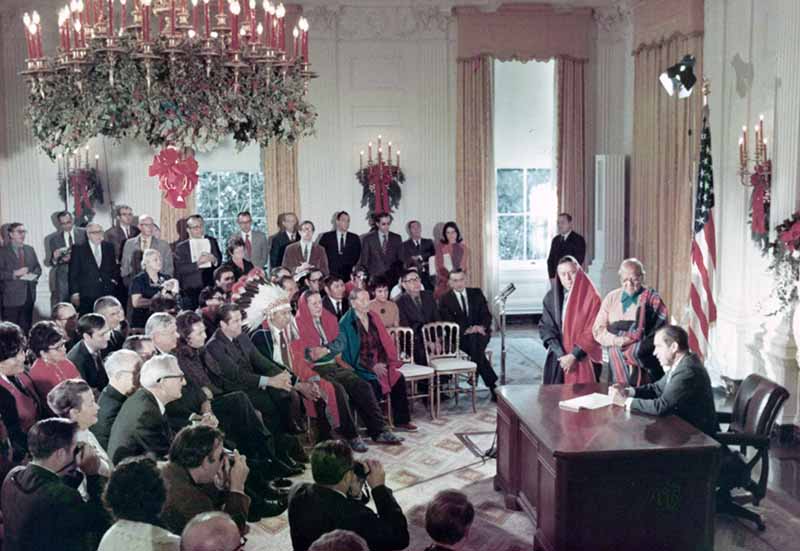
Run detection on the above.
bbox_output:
[292,26,299,58]
[360,150,364,170]
[762,137,768,161]
[368,142,372,162]
[95,154,99,172]
[396,150,400,170]
[387,142,392,165]
[738,137,745,168]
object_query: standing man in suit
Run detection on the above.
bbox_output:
[67,313,112,392]
[104,204,140,262]
[44,211,87,308]
[175,215,222,310]
[282,220,329,276]
[438,269,498,400]
[0,223,42,333]
[400,220,435,290]
[395,269,439,366]
[120,214,174,287]
[231,211,269,270]
[546,213,586,280]
[322,275,349,321]
[318,211,362,281]
[68,223,120,316]
[107,354,186,464]
[269,212,300,270]
[359,213,403,284]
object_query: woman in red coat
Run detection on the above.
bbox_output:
[28,321,81,404]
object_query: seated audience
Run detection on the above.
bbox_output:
[107,354,186,464]
[213,265,236,297]
[98,456,180,551]
[160,426,252,535]
[322,274,350,321]
[145,312,179,355]
[1,418,106,551]
[539,256,602,385]
[92,349,141,450]
[221,237,254,281]
[0,322,40,458]
[434,222,468,300]
[179,512,243,551]
[28,320,81,404]
[280,275,300,313]
[130,249,180,330]
[424,490,475,551]
[270,265,292,285]
[346,265,369,296]
[369,277,399,328]
[592,258,668,385]
[303,268,326,294]
[123,334,158,363]
[149,292,180,316]
[309,530,369,551]
[197,285,227,336]
[288,440,409,551]
[438,269,498,399]
[67,313,112,392]
[52,301,80,349]
[120,213,173,286]
[94,296,127,357]
[396,269,439,365]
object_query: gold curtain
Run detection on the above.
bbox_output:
[159,193,196,245]
[262,141,300,234]
[555,56,591,263]
[631,33,703,316]
[456,56,496,293]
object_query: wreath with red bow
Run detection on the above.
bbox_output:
[750,160,771,251]
[58,169,105,227]
[148,147,199,209]
[356,165,405,222]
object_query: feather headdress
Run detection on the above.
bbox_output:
[231,270,291,330]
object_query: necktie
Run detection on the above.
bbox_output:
[279,333,291,368]
[123,226,129,239]
[17,248,24,268]
[339,234,344,254]
[304,244,310,263]
[459,292,468,316]
[141,238,150,251]
[93,244,102,267]
[335,301,341,315]
[381,234,387,253]
[414,295,423,311]
[245,234,252,258]
[67,233,74,247]
[415,240,420,250]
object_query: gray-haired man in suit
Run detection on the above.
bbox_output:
[44,211,86,307]
[120,214,174,287]
[0,222,42,333]
[230,211,269,269]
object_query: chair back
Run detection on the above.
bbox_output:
[730,374,789,437]
[422,322,461,363]
[388,326,415,363]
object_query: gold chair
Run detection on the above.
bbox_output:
[422,321,477,417]
[389,326,436,419]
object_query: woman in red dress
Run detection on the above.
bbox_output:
[434,221,468,299]
[28,320,81,405]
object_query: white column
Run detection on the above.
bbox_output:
[589,155,625,294]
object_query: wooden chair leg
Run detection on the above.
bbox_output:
[471,370,477,413]
[436,375,441,418]
[387,394,393,427]
[429,376,435,419]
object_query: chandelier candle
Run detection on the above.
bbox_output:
[230,1,240,51]
[276,2,285,51]
[299,16,308,62]
[249,0,256,41]
[203,0,210,38]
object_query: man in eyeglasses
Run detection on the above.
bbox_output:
[68,222,120,316]
[395,269,440,367]
[175,215,222,310]
[0,222,42,334]
[44,211,86,308]
[52,302,80,350]
[107,354,186,464]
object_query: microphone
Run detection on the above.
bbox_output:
[494,283,516,303]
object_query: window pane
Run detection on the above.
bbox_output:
[197,171,268,242]
[526,215,550,260]
[496,169,524,213]
[498,215,525,260]
[526,168,556,260]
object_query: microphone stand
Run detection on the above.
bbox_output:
[494,293,510,386]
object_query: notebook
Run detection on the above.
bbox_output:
[558,392,614,412]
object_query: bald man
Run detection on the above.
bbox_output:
[180,512,241,551]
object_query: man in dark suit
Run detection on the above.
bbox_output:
[104,204,140,262]
[288,440,409,551]
[322,275,350,321]
[438,269,498,398]
[91,349,140,450]
[174,215,222,310]
[1,419,107,551]
[0,223,42,334]
[68,223,120,316]
[67,314,112,393]
[359,213,403,284]
[44,211,87,308]
[107,354,186,464]
[282,220,329,275]
[318,211,362,281]
[230,210,269,270]
[609,325,719,437]
[400,220,435,290]
[395,269,439,366]
[269,212,300,270]
[546,212,587,280]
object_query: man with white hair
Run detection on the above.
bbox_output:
[120,213,174,287]
[107,354,186,464]
[92,349,141,449]
[146,312,179,355]
[68,222,120,315]
[180,512,242,551]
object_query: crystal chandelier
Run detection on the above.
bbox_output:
[20,0,317,159]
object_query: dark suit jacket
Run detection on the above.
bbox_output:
[107,388,173,464]
[359,231,403,282]
[400,238,435,277]
[104,224,140,261]
[288,482,409,551]
[438,288,492,334]
[67,241,120,301]
[203,330,284,394]
[318,231,362,280]
[282,241,329,275]
[546,231,587,278]
[322,295,350,321]
[269,230,300,270]
[90,384,127,450]
[174,236,222,291]
[67,341,109,392]
[396,291,440,365]
[630,352,719,437]
[0,245,42,307]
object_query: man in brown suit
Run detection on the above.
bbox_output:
[104,205,140,262]
[282,220,329,276]
[0,223,42,333]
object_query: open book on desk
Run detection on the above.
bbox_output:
[558,392,614,412]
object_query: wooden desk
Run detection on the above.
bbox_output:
[494,384,720,551]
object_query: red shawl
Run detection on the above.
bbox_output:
[562,269,602,384]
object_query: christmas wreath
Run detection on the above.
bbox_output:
[750,160,771,251]
[58,169,105,227]
[356,165,405,222]
[763,211,800,315]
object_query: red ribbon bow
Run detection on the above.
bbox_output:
[148,147,199,209]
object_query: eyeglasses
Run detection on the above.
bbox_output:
[309,277,322,283]
[87,230,103,235]
[14,229,27,234]
[187,224,202,229]
[159,374,186,382]
[403,276,420,283]
[48,341,67,351]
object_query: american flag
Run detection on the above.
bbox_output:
[688,113,717,360]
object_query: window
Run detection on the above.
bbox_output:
[196,171,267,240]
[497,168,556,260]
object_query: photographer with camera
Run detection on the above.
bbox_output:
[288,440,409,551]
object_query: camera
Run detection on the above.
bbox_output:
[223,448,236,464]
[352,461,370,480]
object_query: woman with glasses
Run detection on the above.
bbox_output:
[28,320,82,406]
[0,322,40,460]
[221,237,254,281]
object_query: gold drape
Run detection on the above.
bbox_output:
[262,142,300,235]
[556,56,591,263]
[456,56,496,293]
[159,193,196,245]
[631,33,703,316]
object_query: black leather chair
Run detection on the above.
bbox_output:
[715,373,789,530]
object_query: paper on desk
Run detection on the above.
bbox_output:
[558,392,613,412]
[19,273,39,281]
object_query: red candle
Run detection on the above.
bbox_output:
[192,0,199,32]
[203,0,210,37]
[276,2,285,50]
[292,26,298,57]
[170,0,176,34]
[142,0,151,41]
[108,0,115,36]
[249,0,256,42]
[299,18,308,62]
[271,18,277,48]
[230,1,240,50]
[121,0,127,32]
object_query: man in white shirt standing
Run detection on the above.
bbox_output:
[175,215,222,309]
[44,211,86,307]
[231,211,269,269]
